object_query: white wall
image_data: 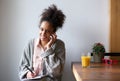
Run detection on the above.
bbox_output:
[0,0,109,81]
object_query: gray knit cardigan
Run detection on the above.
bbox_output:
[19,38,65,81]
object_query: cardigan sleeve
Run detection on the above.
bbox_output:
[18,39,34,79]
[41,39,66,78]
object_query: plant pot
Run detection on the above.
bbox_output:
[93,52,104,63]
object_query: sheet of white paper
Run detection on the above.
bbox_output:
[22,75,46,81]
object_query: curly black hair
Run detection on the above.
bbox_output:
[39,4,66,32]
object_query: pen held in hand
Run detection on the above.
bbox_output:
[25,65,34,74]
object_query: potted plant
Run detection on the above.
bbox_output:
[92,43,105,63]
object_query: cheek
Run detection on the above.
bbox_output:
[39,31,42,36]
[39,30,44,36]
[46,34,51,38]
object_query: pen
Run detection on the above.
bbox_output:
[25,65,34,74]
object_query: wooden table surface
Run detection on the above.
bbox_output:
[72,62,120,81]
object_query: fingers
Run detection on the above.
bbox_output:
[46,33,57,50]
[51,33,57,41]
[26,71,36,79]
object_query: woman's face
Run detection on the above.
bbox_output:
[39,21,54,42]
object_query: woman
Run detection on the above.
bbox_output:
[19,4,66,81]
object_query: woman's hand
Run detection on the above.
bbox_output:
[26,71,36,79]
[46,33,57,50]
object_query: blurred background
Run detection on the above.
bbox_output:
[0,0,109,81]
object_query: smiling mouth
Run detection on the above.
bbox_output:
[41,36,47,39]
[41,37,46,39]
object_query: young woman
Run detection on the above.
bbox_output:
[19,4,66,81]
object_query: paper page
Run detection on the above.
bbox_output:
[22,75,46,81]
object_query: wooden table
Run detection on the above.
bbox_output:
[72,62,120,81]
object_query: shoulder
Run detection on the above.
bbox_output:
[52,39,65,49]
[56,39,65,46]
[53,39,65,55]
[27,38,35,45]
[24,38,35,50]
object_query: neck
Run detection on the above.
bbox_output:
[40,40,48,48]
